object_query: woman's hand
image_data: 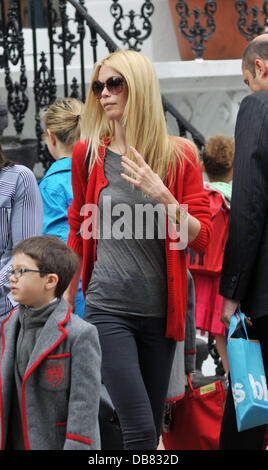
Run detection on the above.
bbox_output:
[120,146,166,202]
[120,145,201,244]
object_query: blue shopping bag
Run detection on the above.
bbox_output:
[227,311,268,431]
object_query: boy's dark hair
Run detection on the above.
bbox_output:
[243,39,268,76]
[13,235,78,298]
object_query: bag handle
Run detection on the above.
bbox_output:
[186,373,194,391]
[227,310,249,342]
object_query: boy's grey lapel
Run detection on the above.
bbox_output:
[0,308,20,447]
[24,298,70,376]
[0,307,20,379]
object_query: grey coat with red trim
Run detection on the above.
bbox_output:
[0,297,102,450]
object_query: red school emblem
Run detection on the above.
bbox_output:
[45,363,64,387]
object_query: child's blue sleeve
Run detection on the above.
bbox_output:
[39,184,71,244]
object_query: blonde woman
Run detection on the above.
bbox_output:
[65,50,212,450]
[39,97,85,318]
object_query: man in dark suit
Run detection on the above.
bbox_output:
[219,34,268,450]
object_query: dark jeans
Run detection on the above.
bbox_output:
[84,304,176,450]
[220,315,268,450]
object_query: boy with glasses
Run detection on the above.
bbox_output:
[0,235,101,450]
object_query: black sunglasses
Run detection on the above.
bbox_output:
[92,76,125,99]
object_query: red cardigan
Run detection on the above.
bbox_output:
[67,139,212,341]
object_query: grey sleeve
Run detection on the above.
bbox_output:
[11,167,43,244]
[64,323,102,450]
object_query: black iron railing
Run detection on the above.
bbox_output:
[0,0,206,169]
[1,0,267,168]
[110,0,154,51]
[161,95,205,149]
[2,1,28,136]
[176,0,268,59]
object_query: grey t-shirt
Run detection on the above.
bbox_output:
[86,148,167,317]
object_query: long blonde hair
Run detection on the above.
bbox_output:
[81,50,198,183]
[41,97,85,150]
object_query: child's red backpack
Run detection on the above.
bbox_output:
[186,184,230,276]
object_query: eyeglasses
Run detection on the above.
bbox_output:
[92,76,125,99]
[7,268,49,279]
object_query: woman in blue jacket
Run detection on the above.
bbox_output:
[39,97,85,318]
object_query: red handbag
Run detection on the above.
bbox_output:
[162,375,226,450]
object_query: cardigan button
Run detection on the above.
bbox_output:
[170,307,175,313]
[169,276,174,282]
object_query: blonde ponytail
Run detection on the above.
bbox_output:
[41,97,85,150]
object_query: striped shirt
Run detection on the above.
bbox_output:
[0,164,43,321]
